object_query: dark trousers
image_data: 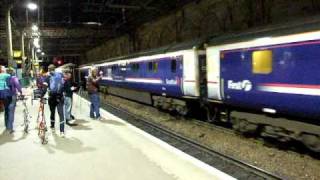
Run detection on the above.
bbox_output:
[48,93,65,132]
[8,95,17,130]
[3,96,12,130]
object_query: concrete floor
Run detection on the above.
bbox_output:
[0,91,235,180]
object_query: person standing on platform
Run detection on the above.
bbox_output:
[63,70,77,126]
[36,69,48,97]
[6,67,23,134]
[0,66,13,133]
[47,64,65,137]
[86,68,102,120]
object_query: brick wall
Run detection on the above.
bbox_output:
[84,0,320,63]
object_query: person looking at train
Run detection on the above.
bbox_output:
[46,64,66,137]
[6,67,23,134]
[0,66,13,134]
[86,68,102,120]
[63,70,77,126]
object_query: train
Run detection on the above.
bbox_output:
[78,23,320,152]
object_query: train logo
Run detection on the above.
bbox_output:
[228,80,253,92]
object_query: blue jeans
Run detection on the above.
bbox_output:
[64,96,72,120]
[90,93,100,118]
[3,96,12,130]
[7,95,17,130]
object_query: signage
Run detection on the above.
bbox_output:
[13,51,22,58]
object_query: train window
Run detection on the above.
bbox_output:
[171,60,177,73]
[131,63,140,72]
[153,62,158,73]
[111,65,117,71]
[252,50,273,74]
[148,62,153,72]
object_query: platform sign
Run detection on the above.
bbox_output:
[13,50,22,58]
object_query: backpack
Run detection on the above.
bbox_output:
[49,72,64,94]
[0,76,12,100]
[7,76,13,92]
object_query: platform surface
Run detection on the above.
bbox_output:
[0,90,235,180]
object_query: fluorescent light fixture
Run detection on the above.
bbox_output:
[27,3,38,11]
[83,22,102,26]
[31,24,39,32]
[33,38,40,48]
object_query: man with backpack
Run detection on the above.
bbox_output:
[46,64,65,137]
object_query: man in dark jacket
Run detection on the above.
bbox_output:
[47,64,65,137]
[63,70,77,126]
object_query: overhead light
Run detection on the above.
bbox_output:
[31,24,39,32]
[33,37,40,48]
[41,52,45,55]
[83,22,102,26]
[36,49,41,53]
[27,2,38,11]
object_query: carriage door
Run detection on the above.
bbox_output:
[206,47,222,100]
[198,53,207,99]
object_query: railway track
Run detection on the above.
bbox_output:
[81,93,283,180]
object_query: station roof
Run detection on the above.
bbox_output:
[0,0,195,60]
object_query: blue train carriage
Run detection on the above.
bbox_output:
[78,65,92,90]
[96,47,204,115]
[206,28,320,151]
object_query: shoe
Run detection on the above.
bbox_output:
[71,115,75,120]
[60,132,65,138]
[66,119,72,126]
[9,130,14,134]
[69,119,76,124]
[96,117,103,121]
[50,127,55,132]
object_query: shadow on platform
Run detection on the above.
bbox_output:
[0,130,28,146]
[43,133,96,154]
[99,119,126,126]
[70,119,93,131]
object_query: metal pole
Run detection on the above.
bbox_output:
[26,9,29,25]
[6,7,13,67]
[21,30,25,72]
[21,31,25,58]
[32,47,35,63]
[37,0,40,25]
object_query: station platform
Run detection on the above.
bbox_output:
[0,89,235,180]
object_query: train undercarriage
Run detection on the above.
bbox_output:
[205,103,320,152]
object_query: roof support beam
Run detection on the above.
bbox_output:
[107,4,156,10]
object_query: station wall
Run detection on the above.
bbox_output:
[83,0,320,64]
